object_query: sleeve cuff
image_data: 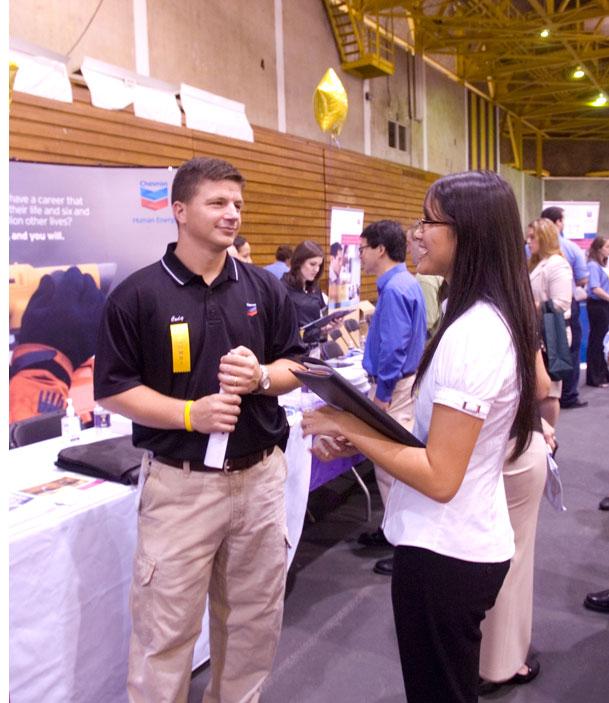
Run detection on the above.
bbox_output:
[434,387,490,419]
[375,379,396,403]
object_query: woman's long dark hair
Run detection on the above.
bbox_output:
[283,240,324,292]
[588,236,609,266]
[414,171,538,460]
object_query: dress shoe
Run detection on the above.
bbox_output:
[373,557,393,575]
[584,589,609,613]
[599,497,609,511]
[560,399,588,409]
[479,657,540,696]
[358,528,390,548]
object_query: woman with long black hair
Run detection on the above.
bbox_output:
[301,171,539,703]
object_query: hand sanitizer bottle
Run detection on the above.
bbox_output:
[61,398,81,441]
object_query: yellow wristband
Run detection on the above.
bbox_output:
[184,400,194,432]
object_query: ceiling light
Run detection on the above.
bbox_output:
[539,28,550,38]
[572,66,585,79]
[590,93,607,107]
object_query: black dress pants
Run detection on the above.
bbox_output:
[392,546,509,703]
[586,299,609,386]
[560,298,582,405]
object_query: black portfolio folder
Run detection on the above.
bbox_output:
[56,435,143,485]
[291,362,424,447]
[300,308,355,331]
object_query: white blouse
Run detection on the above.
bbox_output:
[383,301,518,563]
[529,254,573,319]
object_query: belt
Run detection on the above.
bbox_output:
[368,371,415,384]
[155,446,274,473]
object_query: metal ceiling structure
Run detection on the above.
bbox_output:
[323,1,609,142]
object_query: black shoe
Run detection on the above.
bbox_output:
[479,658,540,696]
[599,497,609,511]
[358,528,390,548]
[560,399,588,409]
[509,658,540,684]
[373,557,393,575]
[584,589,609,613]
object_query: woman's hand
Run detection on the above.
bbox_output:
[312,434,357,461]
[540,417,557,452]
[301,405,351,438]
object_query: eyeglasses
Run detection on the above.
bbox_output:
[414,217,452,230]
[358,245,371,255]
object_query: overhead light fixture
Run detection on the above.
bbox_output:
[589,93,607,107]
[539,28,550,38]
[572,66,585,79]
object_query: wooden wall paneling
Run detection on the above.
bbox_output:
[192,127,327,266]
[9,87,194,166]
[9,85,439,300]
[323,147,437,302]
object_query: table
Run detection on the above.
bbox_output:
[9,418,312,703]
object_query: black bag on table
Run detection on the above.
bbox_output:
[55,435,143,485]
[540,300,573,382]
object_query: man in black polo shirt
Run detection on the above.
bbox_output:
[94,157,305,703]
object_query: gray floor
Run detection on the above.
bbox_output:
[190,381,609,702]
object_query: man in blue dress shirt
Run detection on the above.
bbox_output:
[541,207,589,409]
[264,244,292,279]
[357,220,427,575]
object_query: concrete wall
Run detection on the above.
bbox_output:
[544,179,609,235]
[9,0,467,176]
[425,65,467,176]
[9,0,135,73]
[22,0,603,193]
[499,165,543,230]
[148,0,278,130]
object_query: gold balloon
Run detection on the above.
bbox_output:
[9,61,19,105]
[314,68,348,137]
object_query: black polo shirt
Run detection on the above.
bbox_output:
[94,243,305,460]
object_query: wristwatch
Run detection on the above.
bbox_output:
[256,364,271,392]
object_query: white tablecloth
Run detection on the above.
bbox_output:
[9,418,311,703]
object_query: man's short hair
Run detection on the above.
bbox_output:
[360,220,406,262]
[330,242,343,257]
[540,206,564,224]
[275,245,293,262]
[171,157,245,204]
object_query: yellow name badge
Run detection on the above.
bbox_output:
[170,323,191,373]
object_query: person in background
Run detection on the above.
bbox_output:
[303,170,539,703]
[478,352,552,695]
[585,236,609,387]
[541,206,589,409]
[406,223,445,338]
[232,234,253,263]
[527,218,573,427]
[264,244,293,279]
[356,221,427,577]
[328,242,345,304]
[329,242,344,285]
[281,240,327,345]
[94,157,305,703]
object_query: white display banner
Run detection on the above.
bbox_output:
[543,200,600,242]
[328,207,365,310]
